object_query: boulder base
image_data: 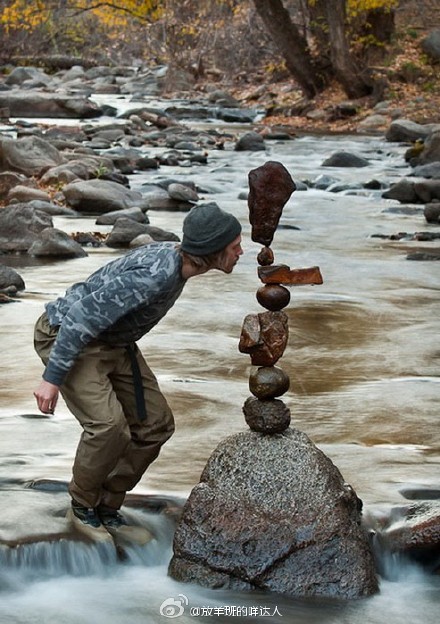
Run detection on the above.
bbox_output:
[169,428,378,599]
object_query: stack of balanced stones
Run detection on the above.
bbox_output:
[239,161,323,434]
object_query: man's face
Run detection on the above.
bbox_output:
[217,235,243,273]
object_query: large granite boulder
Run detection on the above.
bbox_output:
[62,179,147,214]
[0,204,53,252]
[0,136,64,177]
[169,427,378,599]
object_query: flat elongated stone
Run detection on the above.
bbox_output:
[256,284,291,311]
[239,311,288,366]
[258,264,323,286]
[249,365,290,399]
[248,161,296,246]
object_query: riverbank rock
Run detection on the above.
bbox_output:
[62,179,147,213]
[169,428,378,599]
[424,202,440,223]
[0,264,25,293]
[235,131,266,152]
[105,218,152,248]
[0,172,31,199]
[0,90,102,119]
[7,184,51,204]
[28,228,87,258]
[322,151,369,167]
[95,206,148,225]
[0,136,64,177]
[0,204,53,252]
[385,119,439,143]
[382,178,440,204]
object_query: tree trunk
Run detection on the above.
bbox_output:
[252,0,326,99]
[324,0,373,98]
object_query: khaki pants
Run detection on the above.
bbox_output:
[34,313,175,509]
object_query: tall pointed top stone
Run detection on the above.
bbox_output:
[248,160,296,247]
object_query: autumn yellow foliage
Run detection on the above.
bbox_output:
[0,0,162,33]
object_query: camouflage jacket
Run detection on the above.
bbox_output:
[43,242,186,386]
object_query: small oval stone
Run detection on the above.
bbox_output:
[243,396,291,433]
[256,284,291,311]
[249,365,290,399]
[257,246,274,266]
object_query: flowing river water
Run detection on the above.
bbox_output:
[0,108,439,623]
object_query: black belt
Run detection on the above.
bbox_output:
[125,343,147,421]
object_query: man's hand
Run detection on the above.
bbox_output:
[34,380,60,414]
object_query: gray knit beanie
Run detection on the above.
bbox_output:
[181,202,242,256]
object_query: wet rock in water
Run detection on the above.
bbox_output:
[25,479,69,492]
[0,264,25,293]
[248,161,296,246]
[414,162,440,179]
[321,151,369,168]
[0,203,53,252]
[62,179,147,213]
[249,365,290,399]
[382,179,419,203]
[256,284,291,311]
[95,206,148,225]
[129,234,155,248]
[242,396,290,433]
[0,135,64,177]
[142,225,180,243]
[373,501,440,574]
[28,227,88,258]
[424,202,440,223]
[235,131,266,152]
[406,250,440,261]
[105,218,152,248]
[167,182,199,203]
[239,311,288,367]
[169,428,379,599]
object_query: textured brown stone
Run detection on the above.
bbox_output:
[239,311,288,366]
[249,365,290,399]
[256,284,291,311]
[248,161,296,246]
[243,396,291,433]
[257,246,274,266]
[258,264,323,286]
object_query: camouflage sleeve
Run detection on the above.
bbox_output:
[43,267,166,386]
